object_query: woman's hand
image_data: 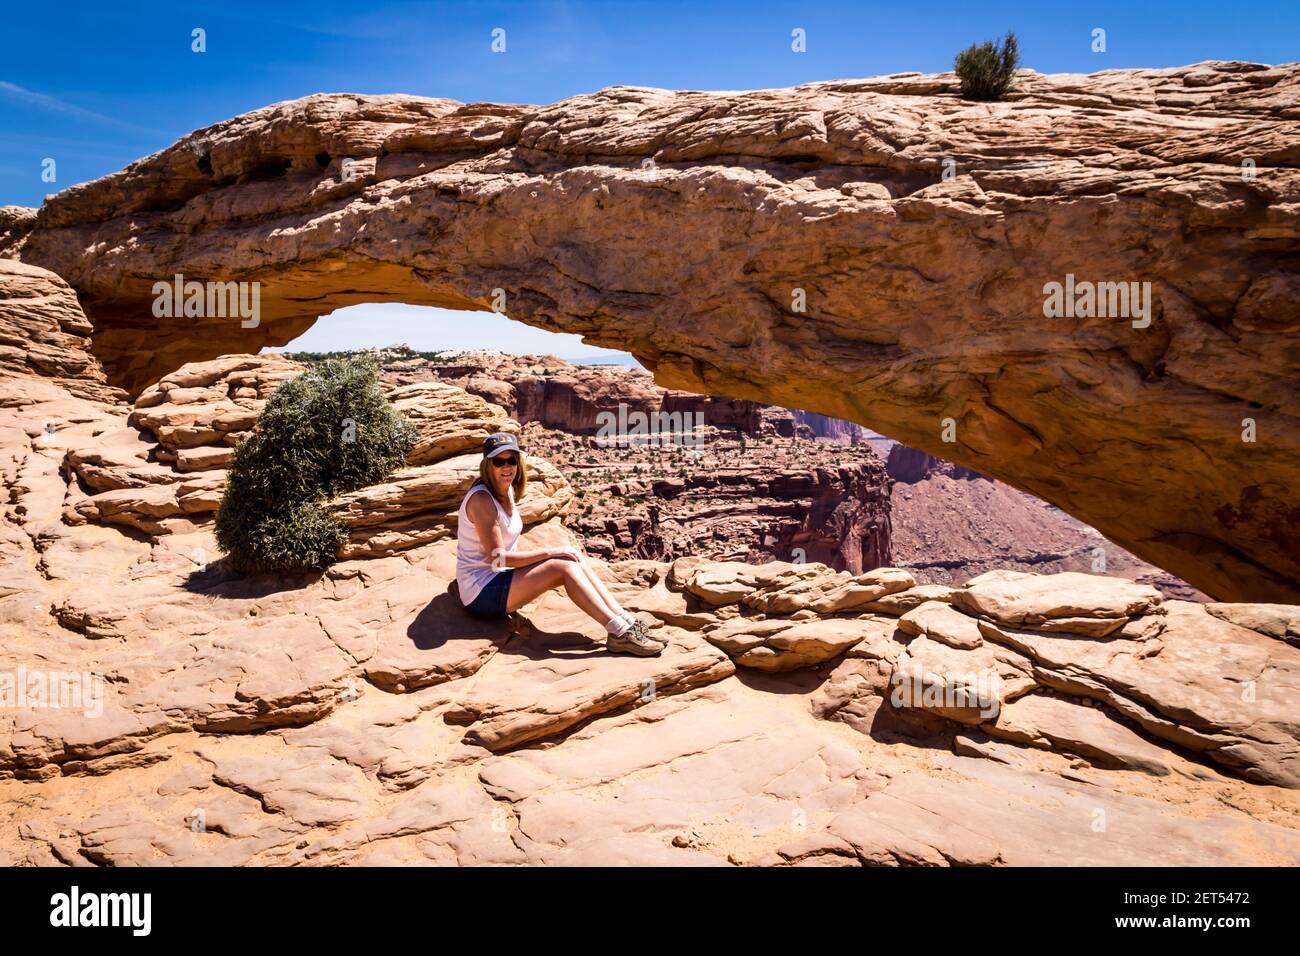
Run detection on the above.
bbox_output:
[548,547,582,561]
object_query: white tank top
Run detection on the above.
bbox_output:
[455,481,523,605]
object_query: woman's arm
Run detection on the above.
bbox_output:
[467,492,573,569]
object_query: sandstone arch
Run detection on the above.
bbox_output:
[1,61,1297,602]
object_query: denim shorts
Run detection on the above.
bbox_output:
[464,569,514,618]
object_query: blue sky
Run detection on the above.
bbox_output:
[3,0,1295,358]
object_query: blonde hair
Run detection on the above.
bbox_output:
[478,450,528,502]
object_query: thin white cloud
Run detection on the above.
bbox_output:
[0,81,165,134]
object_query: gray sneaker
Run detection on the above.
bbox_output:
[606,623,664,656]
[627,617,667,647]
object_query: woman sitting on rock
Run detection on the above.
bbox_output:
[455,432,665,656]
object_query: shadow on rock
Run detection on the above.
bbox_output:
[183,557,324,598]
[406,584,517,652]
[491,615,608,661]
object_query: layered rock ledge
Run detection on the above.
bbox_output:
[57,346,572,549]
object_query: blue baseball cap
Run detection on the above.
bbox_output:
[482,432,522,458]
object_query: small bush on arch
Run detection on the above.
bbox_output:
[954,31,1021,102]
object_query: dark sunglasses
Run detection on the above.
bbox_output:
[490,455,518,468]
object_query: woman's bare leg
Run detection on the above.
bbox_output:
[505,558,620,626]
[569,552,631,618]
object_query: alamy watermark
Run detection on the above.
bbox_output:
[1,665,103,718]
[1042,274,1152,328]
[594,402,706,450]
[50,886,150,936]
[152,273,260,328]
[889,666,1001,720]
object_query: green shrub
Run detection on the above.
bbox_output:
[216,493,345,573]
[954,31,1020,101]
[215,355,416,573]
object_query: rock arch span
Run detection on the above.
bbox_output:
[1,62,1297,602]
